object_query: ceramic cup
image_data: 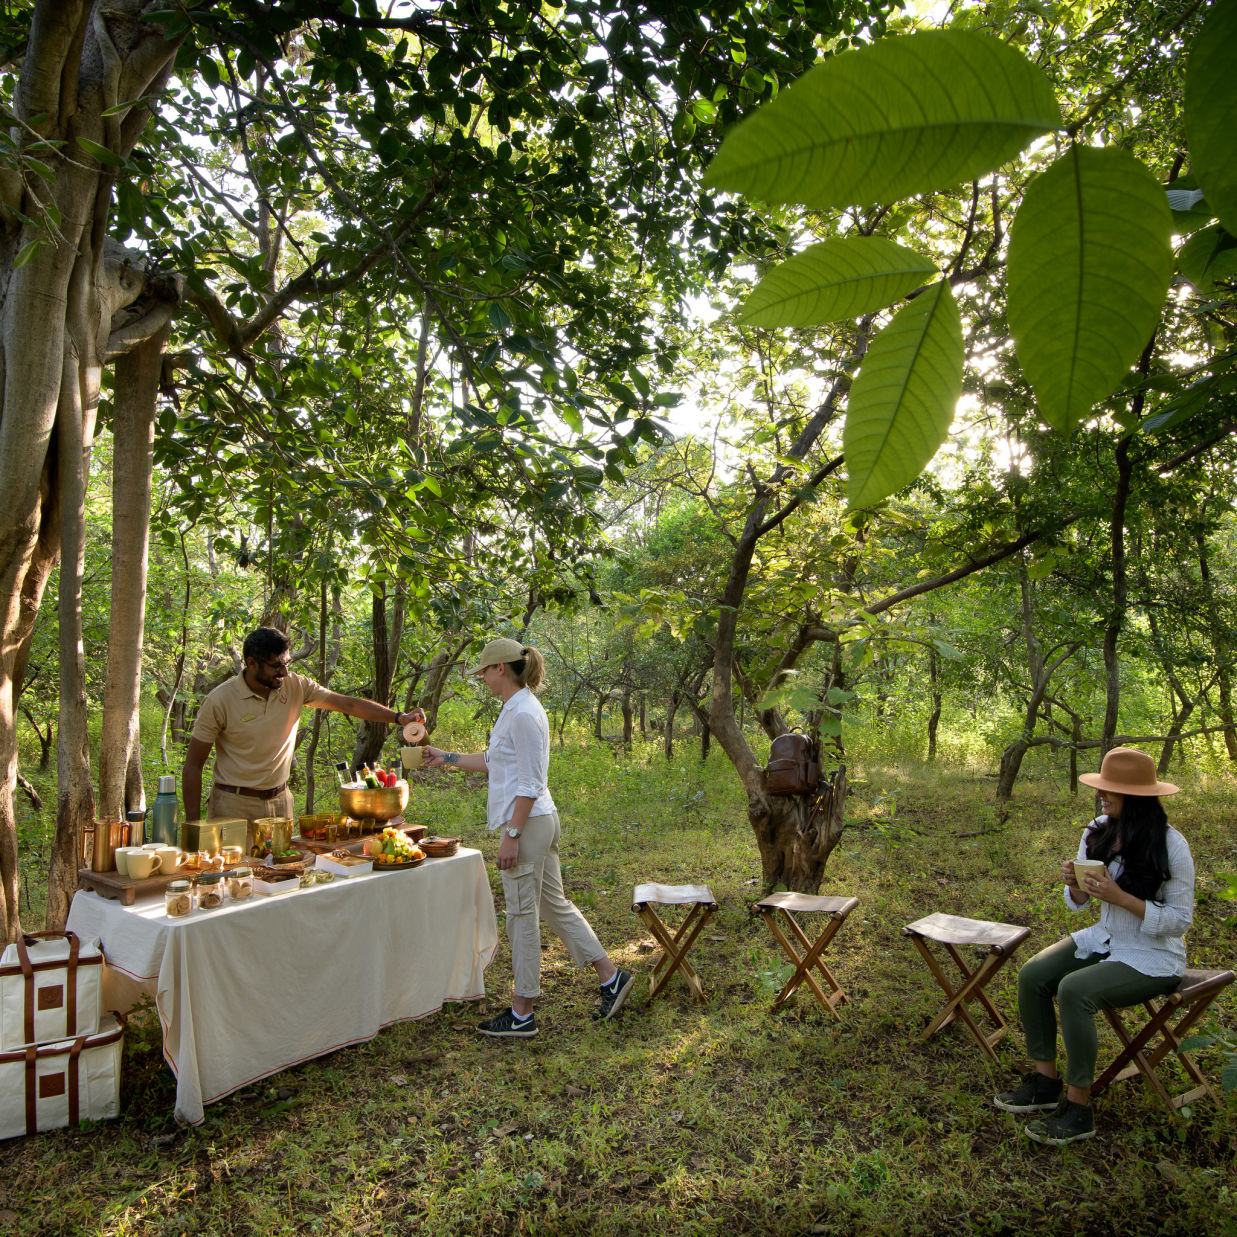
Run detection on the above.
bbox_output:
[401,745,424,771]
[113,846,142,878]
[1072,858,1106,888]
[153,845,182,873]
[128,851,163,880]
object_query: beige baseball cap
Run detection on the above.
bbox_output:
[466,637,528,675]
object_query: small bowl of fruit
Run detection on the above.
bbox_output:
[339,766,409,822]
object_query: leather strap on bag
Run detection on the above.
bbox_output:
[68,1036,83,1127]
[16,930,80,1044]
[24,1044,36,1135]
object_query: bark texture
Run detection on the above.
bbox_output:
[0,2,185,941]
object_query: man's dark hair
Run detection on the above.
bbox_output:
[242,627,291,665]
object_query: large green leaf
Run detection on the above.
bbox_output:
[1179,225,1237,292]
[738,237,938,327]
[1007,145,1173,434]
[1185,0,1237,237]
[843,281,963,509]
[704,31,1060,211]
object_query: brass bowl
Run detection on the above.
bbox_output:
[339,783,408,822]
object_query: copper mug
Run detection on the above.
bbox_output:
[82,818,130,872]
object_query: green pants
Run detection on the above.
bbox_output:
[1017,936,1181,1089]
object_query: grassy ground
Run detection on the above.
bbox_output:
[3,745,1236,1236]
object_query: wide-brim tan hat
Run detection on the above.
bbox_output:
[1078,746,1179,796]
[466,637,528,675]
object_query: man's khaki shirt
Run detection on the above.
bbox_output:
[191,672,330,789]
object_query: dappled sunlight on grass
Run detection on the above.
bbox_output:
[4,745,1236,1235]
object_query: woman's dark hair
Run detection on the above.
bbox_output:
[243,626,290,665]
[1086,794,1173,902]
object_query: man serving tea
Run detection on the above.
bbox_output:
[182,626,423,823]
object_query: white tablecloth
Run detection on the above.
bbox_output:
[66,849,498,1125]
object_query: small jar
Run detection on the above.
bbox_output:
[197,872,225,911]
[165,879,194,919]
[227,866,254,902]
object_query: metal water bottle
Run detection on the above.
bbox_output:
[126,808,148,848]
[150,775,179,846]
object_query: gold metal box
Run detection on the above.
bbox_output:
[178,817,249,855]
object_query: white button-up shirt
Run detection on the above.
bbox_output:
[484,687,556,829]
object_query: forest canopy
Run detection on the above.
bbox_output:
[1,0,1234,936]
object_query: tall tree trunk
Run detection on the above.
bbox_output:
[1101,442,1132,754]
[664,691,678,760]
[351,584,404,772]
[50,259,103,932]
[159,529,192,766]
[303,579,342,811]
[621,689,633,750]
[99,324,168,817]
[0,0,185,943]
[927,645,941,763]
[750,770,848,892]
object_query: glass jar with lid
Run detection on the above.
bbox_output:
[227,866,254,903]
[196,871,225,911]
[165,879,194,918]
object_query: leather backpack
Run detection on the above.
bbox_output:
[766,733,820,796]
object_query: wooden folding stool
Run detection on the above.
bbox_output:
[751,892,859,1016]
[633,883,718,1002]
[903,912,1030,1063]
[1090,967,1235,1114]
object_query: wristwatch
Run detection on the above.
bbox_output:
[394,710,406,725]
[504,827,522,840]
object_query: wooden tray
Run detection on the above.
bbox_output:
[78,866,190,906]
[293,822,427,855]
[370,855,426,871]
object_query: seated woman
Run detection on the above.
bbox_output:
[993,746,1194,1145]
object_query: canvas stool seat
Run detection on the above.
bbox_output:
[1091,966,1235,1113]
[633,883,718,1002]
[752,892,858,1016]
[903,912,1030,1062]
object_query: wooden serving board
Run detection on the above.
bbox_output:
[78,866,190,906]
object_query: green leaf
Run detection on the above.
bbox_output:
[704,31,1060,211]
[1179,225,1237,292]
[1185,0,1237,237]
[843,280,963,509]
[739,237,938,327]
[561,405,583,435]
[13,239,40,269]
[75,136,125,167]
[1007,145,1173,434]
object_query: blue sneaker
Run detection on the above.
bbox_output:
[594,970,635,1021]
[478,1009,538,1038]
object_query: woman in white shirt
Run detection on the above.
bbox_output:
[424,638,635,1037]
[993,747,1194,1145]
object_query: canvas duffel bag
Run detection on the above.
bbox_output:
[0,1012,124,1139]
[0,931,104,1051]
